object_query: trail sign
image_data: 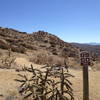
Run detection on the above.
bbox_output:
[80,51,91,66]
[80,51,91,100]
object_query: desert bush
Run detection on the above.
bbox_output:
[0,39,9,50]
[29,52,68,67]
[29,53,49,65]
[35,53,48,64]
[11,46,26,53]
[15,65,74,100]
[1,49,16,69]
[20,42,37,50]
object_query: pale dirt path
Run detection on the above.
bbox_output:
[70,69,100,100]
[14,57,43,69]
[0,69,20,100]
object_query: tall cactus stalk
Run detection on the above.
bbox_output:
[60,68,64,95]
[15,64,74,100]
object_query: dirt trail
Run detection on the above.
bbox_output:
[14,57,43,69]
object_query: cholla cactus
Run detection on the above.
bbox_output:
[1,48,15,68]
[15,65,74,100]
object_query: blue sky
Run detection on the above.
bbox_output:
[0,0,100,43]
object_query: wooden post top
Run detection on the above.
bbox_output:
[80,51,91,66]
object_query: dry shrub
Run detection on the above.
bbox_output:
[20,42,37,50]
[92,62,100,70]
[0,49,16,69]
[0,39,9,50]
[29,53,47,64]
[29,52,68,66]
[47,55,67,65]
[11,46,26,54]
[68,57,80,69]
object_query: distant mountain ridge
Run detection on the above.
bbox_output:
[71,42,100,45]
[71,43,100,60]
[86,42,100,45]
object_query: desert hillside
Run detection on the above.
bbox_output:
[0,27,78,56]
[0,27,100,70]
[0,27,80,68]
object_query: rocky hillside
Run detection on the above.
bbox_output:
[0,27,79,57]
[0,27,81,67]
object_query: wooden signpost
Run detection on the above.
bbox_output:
[80,51,91,100]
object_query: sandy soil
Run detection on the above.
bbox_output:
[14,57,43,69]
[70,69,100,100]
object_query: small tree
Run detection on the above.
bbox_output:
[15,65,74,100]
